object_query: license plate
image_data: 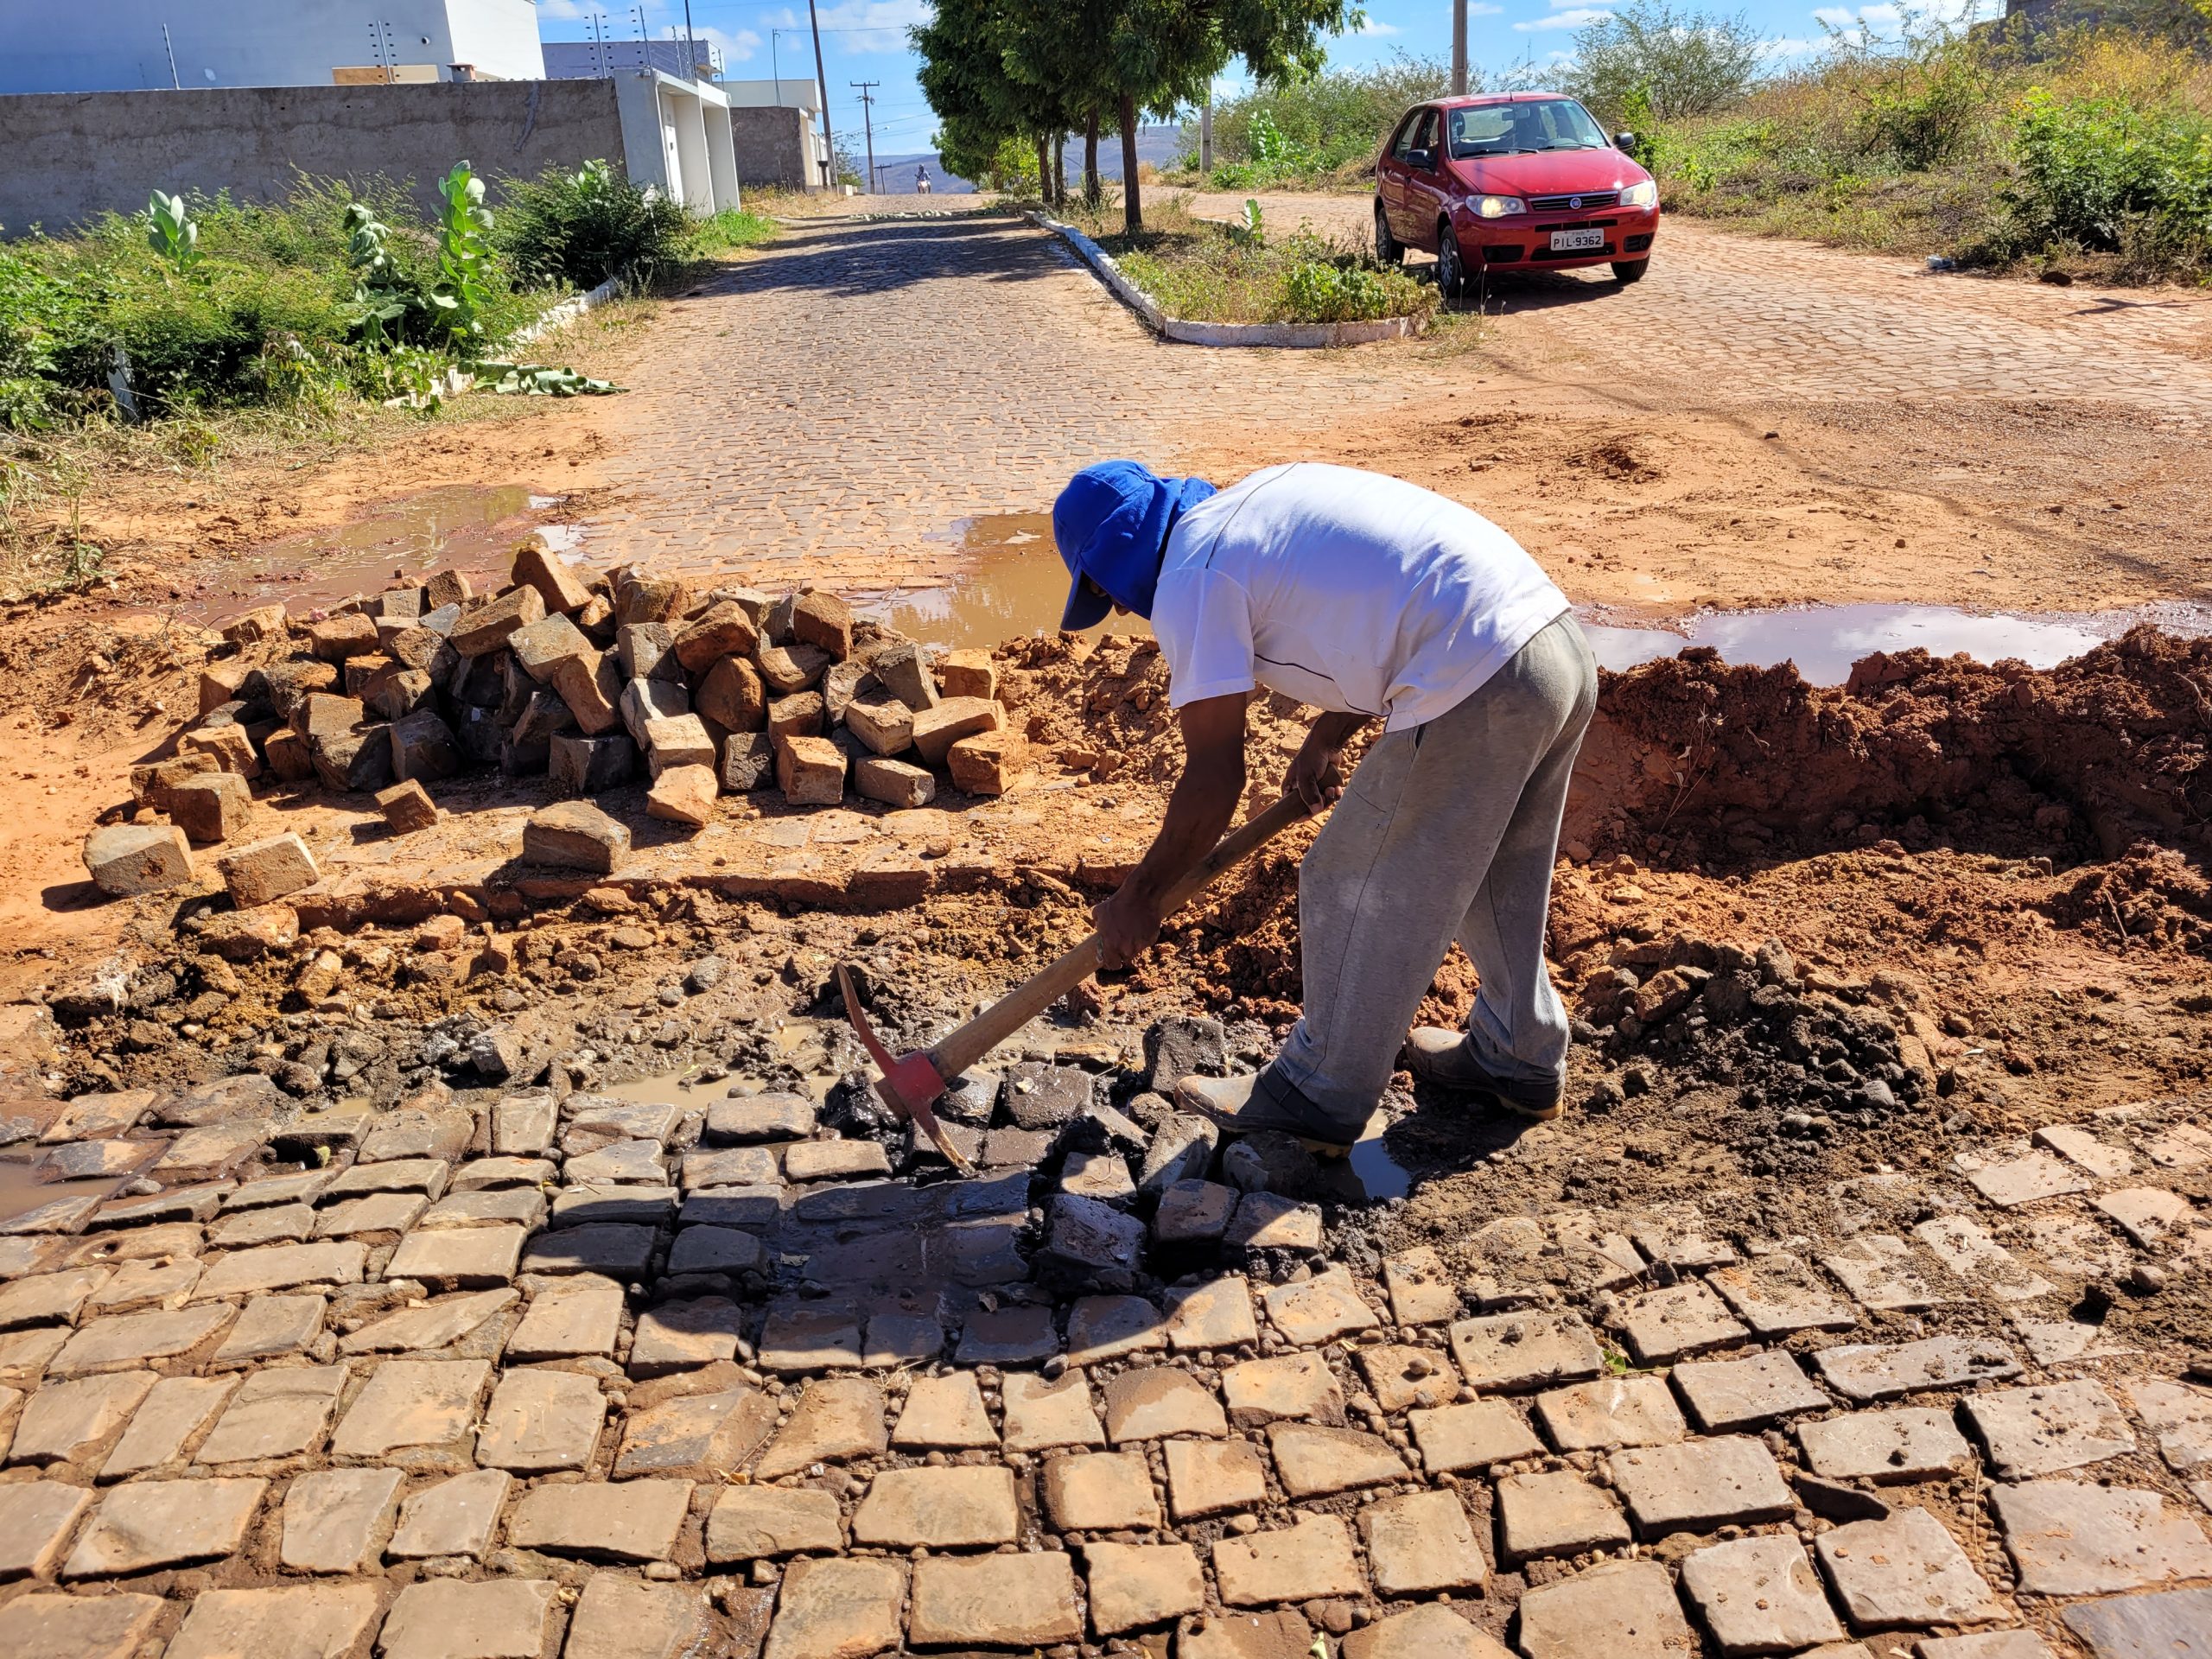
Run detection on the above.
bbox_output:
[1551,228,1606,251]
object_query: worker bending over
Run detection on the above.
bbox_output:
[1053,460,1597,1147]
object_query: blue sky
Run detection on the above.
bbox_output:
[536,1,1976,162]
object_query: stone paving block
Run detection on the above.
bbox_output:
[1537,1373,1688,1452]
[63,1475,266,1575]
[95,1368,231,1484]
[340,1289,512,1357]
[708,1091,816,1142]
[753,1376,887,1479]
[1673,1348,1832,1433]
[1043,1447,1162,1531]
[1084,1539,1205,1636]
[1822,1235,1957,1314]
[630,1296,745,1376]
[1960,1149,2091,1208]
[1268,1421,1408,1497]
[852,1463,1018,1548]
[908,1551,1082,1648]
[386,1224,524,1289]
[1066,1294,1169,1365]
[2126,1378,2212,1474]
[476,1367,607,1471]
[756,1304,864,1374]
[0,1481,93,1580]
[0,1592,165,1659]
[325,1160,450,1202]
[1225,1192,1325,1252]
[316,1192,429,1239]
[1918,1636,2058,1659]
[493,1093,558,1155]
[48,1300,233,1375]
[1357,1342,1462,1414]
[614,1385,779,1478]
[2036,1123,2133,1178]
[200,1363,347,1462]
[1707,1255,1859,1337]
[1154,1179,1239,1243]
[212,1202,316,1249]
[1343,1604,1514,1659]
[1262,1266,1379,1345]
[1358,1487,1489,1597]
[1165,1436,1270,1521]
[388,1467,511,1560]
[1002,1369,1105,1452]
[282,1465,403,1573]
[193,1240,365,1300]
[1912,1216,2054,1303]
[955,1303,1058,1366]
[1610,1434,1796,1536]
[664,1224,763,1276]
[1409,1396,1545,1473]
[1681,1533,1847,1656]
[521,1223,658,1278]
[1213,1514,1365,1606]
[1380,1244,1461,1325]
[2142,1122,2212,1171]
[0,1326,67,1383]
[861,1312,943,1368]
[1991,1479,2212,1596]
[2061,1586,2212,1659]
[1815,1508,2005,1630]
[1167,1282,1256,1353]
[329,1357,491,1458]
[359,1109,473,1164]
[1516,1558,1698,1659]
[891,1369,996,1448]
[1614,1280,1753,1363]
[677,1185,781,1231]
[418,1189,548,1231]
[1179,1610,1320,1659]
[760,1557,903,1659]
[1799,1407,1977,1484]
[781,1140,891,1183]
[505,1277,620,1360]
[508,1479,693,1563]
[378,1578,557,1659]
[1498,1468,1632,1561]
[1814,1335,2022,1402]
[1967,1380,2135,1478]
[1222,1350,1344,1428]
[1103,1364,1228,1443]
[86,1252,204,1313]
[167,1582,384,1659]
[7,1368,157,1465]
[566,1141,669,1186]
[0,1265,111,1330]
[1449,1310,1605,1393]
[563,1574,707,1659]
[708,1485,843,1560]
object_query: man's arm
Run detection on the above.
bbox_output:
[1285,709,1369,810]
[1092,693,1248,969]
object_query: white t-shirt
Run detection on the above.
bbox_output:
[1152,462,1568,734]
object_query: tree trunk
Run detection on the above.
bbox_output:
[1084,111,1100,205]
[1053,136,1065,206]
[1119,92,1141,234]
[1034,133,1052,204]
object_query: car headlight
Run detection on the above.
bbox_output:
[1618,180,1658,209]
[1471,194,1526,219]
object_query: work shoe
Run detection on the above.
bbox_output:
[1173,1071,1366,1155]
[1402,1027,1565,1121]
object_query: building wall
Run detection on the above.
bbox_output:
[0,80,626,234]
[730,105,817,191]
[0,0,542,95]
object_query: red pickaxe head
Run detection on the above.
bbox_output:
[836,963,973,1174]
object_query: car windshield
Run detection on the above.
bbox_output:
[1447,99,1608,157]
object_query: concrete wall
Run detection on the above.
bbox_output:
[731,105,817,191]
[0,1,543,96]
[0,81,626,234]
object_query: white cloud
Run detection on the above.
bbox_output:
[813,0,932,52]
[1355,16,1402,33]
[699,25,762,66]
[537,0,593,18]
[1515,6,1612,29]
[1468,3,1506,12]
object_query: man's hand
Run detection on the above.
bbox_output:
[1093,885,1166,971]
[1283,710,1369,812]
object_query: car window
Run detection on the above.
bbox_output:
[1389,111,1427,162]
[1448,99,1608,157]
[1411,110,1440,161]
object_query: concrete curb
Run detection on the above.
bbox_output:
[507,273,626,351]
[1026,210,1423,350]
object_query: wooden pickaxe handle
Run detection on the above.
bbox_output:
[925,788,1322,1085]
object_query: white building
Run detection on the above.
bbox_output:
[0,0,544,95]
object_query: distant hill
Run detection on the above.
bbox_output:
[862,124,1185,194]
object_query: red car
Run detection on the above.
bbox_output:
[1374,92,1659,291]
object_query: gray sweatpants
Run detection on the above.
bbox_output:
[1268,613,1599,1120]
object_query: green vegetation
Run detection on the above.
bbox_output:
[1061,191,1433,325]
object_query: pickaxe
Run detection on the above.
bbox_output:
[837,787,1327,1173]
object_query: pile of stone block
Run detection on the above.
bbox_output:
[94,542,1026,900]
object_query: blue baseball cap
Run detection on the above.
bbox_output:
[1052,461,1217,630]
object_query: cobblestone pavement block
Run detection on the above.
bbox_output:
[1042,1446,1163,1531]
[1165,1435,1270,1522]
[1815,1507,2007,1630]
[850,1463,1018,1548]
[1707,1257,1859,1338]
[616,1384,779,1478]
[1166,1274,1261,1351]
[1798,1406,1978,1484]
[760,1556,905,1659]
[1917,1633,2060,1659]
[199,1363,348,1463]
[1409,1396,1545,1473]
[1066,1294,1170,1365]
[1001,1369,1106,1452]
[378,1577,558,1659]
[2061,1586,2212,1658]
[1609,1434,1797,1535]
[1613,1280,1753,1363]
[1342,1603,1514,1659]
[1497,1468,1632,1562]
[1965,1380,2137,1479]
[0,1591,167,1659]
[340,1290,511,1357]
[1103,1364,1229,1443]
[1535,1373,1688,1452]
[1381,1245,1462,1325]
[63,1475,267,1575]
[630,1296,746,1376]
[889,1369,996,1448]
[48,1300,235,1375]
[505,1275,621,1360]
[385,1224,525,1289]
[1212,1514,1366,1606]
[1814,1336,2022,1403]
[1086,1539,1207,1635]
[1267,1421,1409,1497]
[562,1573,708,1659]
[1679,1533,1848,1656]
[1449,1311,1605,1392]
[281,1465,404,1573]
[1989,1479,2212,1596]
[706,1485,843,1561]
[955,1303,1058,1366]
[1358,1487,1489,1597]
[1671,1348,1833,1433]
[506,1479,694,1564]
[1262,1266,1379,1345]
[388,1467,512,1560]
[329,1357,491,1459]
[7,1368,157,1465]
[2126,1377,2212,1475]
[907,1550,1082,1648]
[753,1376,887,1478]
[476,1367,607,1471]
[0,1480,94,1580]
[166,1582,384,1659]
[1515,1558,1698,1659]
[1222,1350,1345,1427]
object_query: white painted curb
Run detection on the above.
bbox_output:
[1027,210,1423,349]
[507,273,625,350]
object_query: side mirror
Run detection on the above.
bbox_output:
[1406,148,1434,171]
[1614,131,1637,152]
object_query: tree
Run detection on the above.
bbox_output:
[1565,0,1767,123]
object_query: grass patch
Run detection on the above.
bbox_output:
[1057,192,1435,326]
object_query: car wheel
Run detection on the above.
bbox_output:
[1437,224,1467,296]
[1373,200,1400,266]
[1611,258,1649,284]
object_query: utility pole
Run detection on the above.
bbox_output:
[681,0,699,79]
[162,23,181,90]
[1199,99,1213,172]
[1452,0,1469,96]
[851,80,879,198]
[808,0,836,189]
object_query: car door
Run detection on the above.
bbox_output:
[1377,111,1422,241]
[1397,110,1446,248]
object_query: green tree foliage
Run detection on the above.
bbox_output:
[494,159,696,289]
[1567,0,1767,122]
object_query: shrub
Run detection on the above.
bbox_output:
[495,159,696,290]
[1567,0,1767,124]
[2006,88,2212,252]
